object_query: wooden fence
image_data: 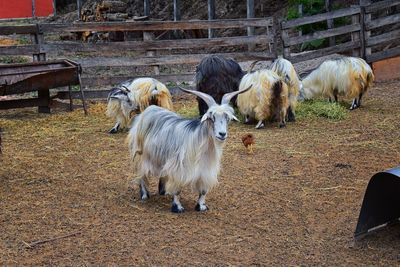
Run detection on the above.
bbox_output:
[0,0,399,102]
[0,18,275,88]
[281,0,400,64]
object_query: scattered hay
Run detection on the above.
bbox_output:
[296,100,348,120]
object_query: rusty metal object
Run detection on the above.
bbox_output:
[0,59,87,115]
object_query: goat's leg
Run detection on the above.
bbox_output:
[287,106,296,122]
[357,92,363,108]
[350,98,358,110]
[109,122,120,134]
[158,176,167,195]
[139,176,150,200]
[244,115,250,124]
[255,120,265,129]
[278,110,286,128]
[195,191,209,212]
[171,192,185,213]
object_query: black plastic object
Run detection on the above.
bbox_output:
[354,166,400,238]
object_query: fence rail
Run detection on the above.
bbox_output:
[0,0,399,99]
[281,0,400,63]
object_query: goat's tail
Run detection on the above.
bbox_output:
[366,71,375,91]
[269,80,285,126]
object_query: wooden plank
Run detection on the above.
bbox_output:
[173,0,181,21]
[281,6,360,29]
[325,0,335,46]
[32,0,36,18]
[365,0,400,13]
[0,45,40,55]
[56,90,109,100]
[247,0,255,51]
[80,73,194,87]
[289,41,360,63]
[366,13,400,30]
[144,0,150,16]
[208,0,216,38]
[78,52,276,68]
[40,35,272,53]
[77,0,82,21]
[366,46,400,63]
[351,13,360,57]
[366,29,400,47]
[38,18,273,33]
[283,23,360,46]
[0,25,38,35]
[0,98,48,110]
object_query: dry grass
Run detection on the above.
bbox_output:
[1,80,400,265]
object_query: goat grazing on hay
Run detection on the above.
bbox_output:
[299,56,374,110]
[106,78,173,133]
[127,85,251,213]
[195,55,245,116]
[237,69,289,129]
[270,56,301,121]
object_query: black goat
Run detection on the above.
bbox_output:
[195,55,245,116]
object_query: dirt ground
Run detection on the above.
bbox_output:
[1,80,400,266]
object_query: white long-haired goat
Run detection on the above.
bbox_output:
[299,56,374,110]
[237,69,289,128]
[106,78,173,133]
[127,85,251,213]
[270,56,301,121]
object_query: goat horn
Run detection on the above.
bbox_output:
[178,86,217,107]
[120,85,130,93]
[248,60,260,73]
[221,84,252,105]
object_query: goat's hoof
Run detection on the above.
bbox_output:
[109,128,118,134]
[279,123,286,128]
[195,203,209,212]
[255,123,265,129]
[171,204,185,213]
[140,189,149,201]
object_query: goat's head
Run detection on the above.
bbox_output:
[179,85,252,142]
[109,87,140,113]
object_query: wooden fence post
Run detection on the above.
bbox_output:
[144,0,150,16]
[31,24,50,113]
[77,0,82,21]
[360,0,372,60]
[281,20,290,59]
[32,0,36,18]
[208,0,215,38]
[173,0,181,38]
[325,0,335,46]
[53,0,56,16]
[298,4,303,36]
[351,6,360,57]
[247,0,255,51]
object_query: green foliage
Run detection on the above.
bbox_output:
[296,100,348,120]
[17,37,31,45]
[0,56,29,64]
[286,0,349,51]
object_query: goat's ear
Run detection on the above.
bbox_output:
[201,112,212,123]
